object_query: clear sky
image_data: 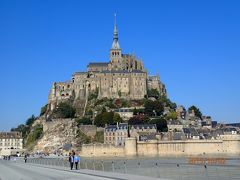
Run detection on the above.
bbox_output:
[0,0,239,131]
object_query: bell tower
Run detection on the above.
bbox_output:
[110,13,122,70]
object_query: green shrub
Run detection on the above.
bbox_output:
[75,117,92,125]
[52,102,76,118]
[26,124,43,147]
[40,104,48,116]
[93,131,104,143]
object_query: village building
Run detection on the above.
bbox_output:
[0,132,23,156]
[114,108,134,121]
[130,124,157,140]
[104,123,128,146]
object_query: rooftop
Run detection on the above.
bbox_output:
[105,123,128,131]
[87,62,109,67]
[131,124,157,129]
[102,69,145,74]
[0,132,22,139]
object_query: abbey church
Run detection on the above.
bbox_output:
[48,16,166,112]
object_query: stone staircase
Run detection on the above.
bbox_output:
[74,99,87,117]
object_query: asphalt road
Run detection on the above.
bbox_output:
[0,160,164,180]
[0,161,119,180]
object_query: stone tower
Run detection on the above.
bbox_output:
[109,14,122,70]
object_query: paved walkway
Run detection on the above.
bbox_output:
[0,160,170,180]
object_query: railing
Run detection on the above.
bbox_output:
[20,157,240,180]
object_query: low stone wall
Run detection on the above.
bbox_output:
[80,144,124,157]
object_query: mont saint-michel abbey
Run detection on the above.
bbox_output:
[48,17,166,113]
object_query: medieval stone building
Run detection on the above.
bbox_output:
[48,16,166,114]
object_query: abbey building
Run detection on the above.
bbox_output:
[48,17,166,113]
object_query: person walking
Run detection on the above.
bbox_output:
[74,155,80,170]
[69,152,74,170]
[24,155,27,163]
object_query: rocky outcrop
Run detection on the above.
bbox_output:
[33,118,78,153]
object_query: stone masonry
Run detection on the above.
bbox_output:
[48,16,166,115]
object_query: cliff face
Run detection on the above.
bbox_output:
[33,118,77,153]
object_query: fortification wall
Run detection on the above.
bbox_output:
[156,140,223,156]
[80,135,240,157]
[136,135,240,157]
[221,135,240,154]
[80,144,124,157]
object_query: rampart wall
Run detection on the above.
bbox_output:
[80,135,240,157]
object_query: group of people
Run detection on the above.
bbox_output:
[68,150,80,170]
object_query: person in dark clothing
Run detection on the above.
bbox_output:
[24,155,27,163]
[69,153,74,170]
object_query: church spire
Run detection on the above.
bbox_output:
[111,13,120,49]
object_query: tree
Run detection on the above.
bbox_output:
[113,113,123,124]
[32,124,43,140]
[101,107,107,113]
[188,105,202,119]
[11,124,29,138]
[106,100,117,109]
[40,104,48,116]
[144,100,164,117]
[102,111,114,125]
[94,111,114,127]
[75,117,92,125]
[147,89,160,99]
[159,96,177,110]
[133,108,144,115]
[166,111,178,120]
[128,115,150,125]
[25,124,43,147]
[85,109,93,116]
[149,118,168,132]
[94,113,103,127]
[26,115,36,126]
[52,102,76,118]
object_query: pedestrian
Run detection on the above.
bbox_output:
[24,155,27,163]
[74,155,80,170]
[69,152,74,170]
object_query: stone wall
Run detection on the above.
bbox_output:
[133,135,240,157]
[79,125,97,137]
[80,144,124,157]
[80,135,240,157]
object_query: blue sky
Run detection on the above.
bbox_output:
[0,0,239,131]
